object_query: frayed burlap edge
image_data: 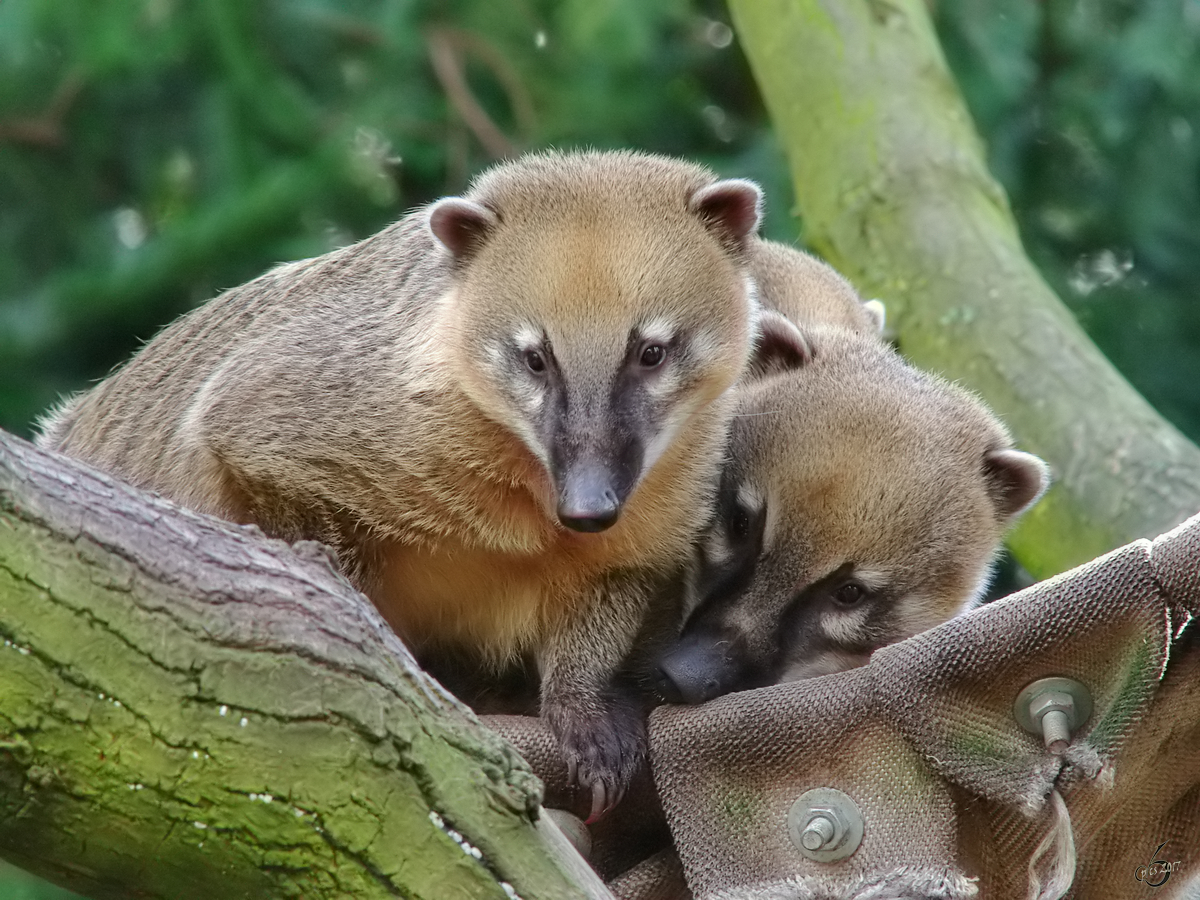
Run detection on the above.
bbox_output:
[704,867,978,900]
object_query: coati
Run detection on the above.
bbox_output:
[655,242,1049,704]
[36,150,808,816]
[747,239,886,341]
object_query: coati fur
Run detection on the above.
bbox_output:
[655,241,1049,704]
[748,239,886,340]
[37,150,808,815]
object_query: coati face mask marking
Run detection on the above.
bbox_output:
[495,318,692,533]
[426,175,797,535]
[656,475,920,703]
[653,331,1050,705]
[773,563,903,682]
[471,308,745,534]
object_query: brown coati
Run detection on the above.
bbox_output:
[748,238,886,340]
[655,243,1049,704]
[36,150,808,816]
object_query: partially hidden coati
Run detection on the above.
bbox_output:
[655,240,1050,704]
[36,150,809,817]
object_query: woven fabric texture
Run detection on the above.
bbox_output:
[483,512,1200,900]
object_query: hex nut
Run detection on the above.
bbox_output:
[788,789,864,862]
[1014,677,1093,751]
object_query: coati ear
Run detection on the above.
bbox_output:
[745,309,813,379]
[983,448,1051,521]
[863,299,887,334]
[427,197,499,259]
[688,178,763,251]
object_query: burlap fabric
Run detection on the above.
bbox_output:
[486,512,1200,900]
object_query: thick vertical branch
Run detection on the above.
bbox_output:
[728,0,1200,576]
[0,430,611,900]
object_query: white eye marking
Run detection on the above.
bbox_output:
[503,421,549,476]
[641,401,693,472]
[488,327,550,468]
[851,567,890,594]
[635,318,679,392]
[638,317,676,348]
[514,322,543,349]
[819,605,871,646]
[703,529,733,568]
[518,384,544,412]
[735,483,764,515]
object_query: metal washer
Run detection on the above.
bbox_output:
[787,787,864,862]
[1013,676,1093,739]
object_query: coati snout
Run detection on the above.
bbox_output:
[655,328,1049,704]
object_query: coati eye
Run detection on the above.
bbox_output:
[639,343,667,368]
[524,349,547,374]
[833,582,866,607]
[728,508,751,541]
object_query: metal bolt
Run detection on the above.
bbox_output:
[788,789,863,862]
[1014,677,1093,752]
[801,814,836,850]
[1029,691,1075,752]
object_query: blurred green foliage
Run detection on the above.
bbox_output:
[0,0,1198,893]
[0,0,789,438]
[936,0,1200,439]
[2,0,1198,445]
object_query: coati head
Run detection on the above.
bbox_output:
[749,239,886,339]
[655,327,1050,704]
[425,151,806,533]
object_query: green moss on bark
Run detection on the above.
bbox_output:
[0,431,609,900]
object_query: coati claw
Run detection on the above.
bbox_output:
[548,697,646,823]
[585,782,611,825]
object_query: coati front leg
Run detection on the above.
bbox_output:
[537,570,659,822]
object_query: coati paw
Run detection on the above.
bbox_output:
[547,699,647,823]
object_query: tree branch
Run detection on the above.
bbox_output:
[727,0,1200,577]
[0,430,610,900]
[426,28,521,160]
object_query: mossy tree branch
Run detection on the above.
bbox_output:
[728,0,1200,577]
[0,430,611,900]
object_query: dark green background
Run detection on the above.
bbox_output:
[3,0,1198,444]
[1,0,1197,895]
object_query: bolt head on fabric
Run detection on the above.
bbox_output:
[787,788,864,862]
[1013,677,1094,753]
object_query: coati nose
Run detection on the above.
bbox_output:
[655,639,736,705]
[557,493,620,532]
[556,466,622,532]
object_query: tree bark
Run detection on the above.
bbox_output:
[0,430,612,900]
[728,0,1200,578]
